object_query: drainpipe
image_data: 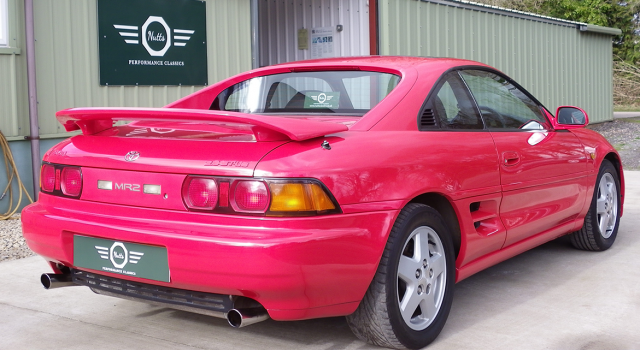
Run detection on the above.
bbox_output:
[24,0,40,200]
[250,0,259,69]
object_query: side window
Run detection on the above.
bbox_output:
[425,72,483,130]
[459,70,547,129]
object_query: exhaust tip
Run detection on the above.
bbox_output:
[40,273,53,289]
[40,273,75,290]
[226,308,269,328]
[227,309,243,328]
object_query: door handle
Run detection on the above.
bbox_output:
[503,151,520,166]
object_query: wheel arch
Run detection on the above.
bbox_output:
[603,151,625,216]
[409,193,461,258]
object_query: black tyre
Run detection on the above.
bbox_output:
[570,160,621,251]
[346,203,456,349]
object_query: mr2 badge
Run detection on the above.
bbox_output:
[74,235,170,282]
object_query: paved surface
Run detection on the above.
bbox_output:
[2,172,639,350]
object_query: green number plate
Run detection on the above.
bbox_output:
[74,235,170,282]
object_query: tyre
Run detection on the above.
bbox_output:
[346,203,456,349]
[570,159,621,251]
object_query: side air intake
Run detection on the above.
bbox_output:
[420,108,437,128]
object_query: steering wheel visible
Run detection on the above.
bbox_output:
[479,106,507,128]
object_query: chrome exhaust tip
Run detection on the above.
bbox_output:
[226,308,269,328]
[40,273,76,290]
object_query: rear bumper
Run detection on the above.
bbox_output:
[21,194,397,320]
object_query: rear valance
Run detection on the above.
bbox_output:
[56,108,349,141]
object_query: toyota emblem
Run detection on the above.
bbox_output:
[124,151,140,162]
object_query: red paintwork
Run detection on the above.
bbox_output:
[21,56,624,321]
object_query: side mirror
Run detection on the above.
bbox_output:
[553,106,589,129]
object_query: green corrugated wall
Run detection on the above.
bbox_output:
[0,0,252,140]
[379,0,614,123]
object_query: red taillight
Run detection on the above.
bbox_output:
[184,177,218,209]
[41,164,56,192]
[61,167,83,197]
[233,181,269,212]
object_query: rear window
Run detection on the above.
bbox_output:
[211,71,400,116]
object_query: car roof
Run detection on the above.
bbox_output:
[267,56,491,74]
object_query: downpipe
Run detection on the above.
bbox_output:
[226,308,269,328]
[40,273,76,290]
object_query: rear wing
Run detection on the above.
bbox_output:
[56,108,349,141]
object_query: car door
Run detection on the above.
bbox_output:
[421,71,506,265]
[459,69,589,248]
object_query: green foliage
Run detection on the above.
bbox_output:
[541,0,640,62]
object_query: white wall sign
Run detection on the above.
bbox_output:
[310,27,334,59]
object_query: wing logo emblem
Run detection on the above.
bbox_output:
[310,93,334,103]
[113,16,194,57]
[95,242,144,269]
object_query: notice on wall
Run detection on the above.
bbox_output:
[98,0,207,86]
[310,27,334,59]
[298,28,308,50]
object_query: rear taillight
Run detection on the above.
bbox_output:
[40,164,56,192]
[233,181,269,212]
[40,163,83,198]
[61,167,83,197]
[181,176,340,216]
[183,177,218,210]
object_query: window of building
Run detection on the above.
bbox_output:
[0,0,8,47]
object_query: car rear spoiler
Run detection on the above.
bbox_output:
[56,107,349,141]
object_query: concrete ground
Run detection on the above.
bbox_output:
[614,112,640,119]
[1,172,639,350]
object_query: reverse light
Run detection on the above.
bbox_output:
[61,167,83,197]
[184,177,218,210]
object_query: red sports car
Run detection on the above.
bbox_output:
[22,56,624,349]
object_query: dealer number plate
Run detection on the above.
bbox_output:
[74,235,170,282]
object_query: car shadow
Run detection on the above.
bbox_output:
[140,221,637,349]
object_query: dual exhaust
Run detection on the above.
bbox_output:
[40,272,269,327]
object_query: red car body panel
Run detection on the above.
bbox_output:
[21,56,623,321]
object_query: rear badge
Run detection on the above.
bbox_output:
[124,151,140,162]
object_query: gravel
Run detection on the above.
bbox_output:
[0,214,35,262]
[1,118,637,263]
[587,117,640,170]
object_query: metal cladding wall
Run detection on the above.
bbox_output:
[0,0,252,140]
[0,0,28,139]
[379,0,614,123]
[258,0,370,66]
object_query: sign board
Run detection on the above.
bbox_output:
[310,27,334,59]
[98,0,208,86]
[297,28,308,50]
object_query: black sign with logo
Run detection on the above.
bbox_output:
[98,0,207,86]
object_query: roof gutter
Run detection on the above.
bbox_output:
[579,24,622,36]
[24,0,40,201]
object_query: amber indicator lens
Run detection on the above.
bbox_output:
[269,183,336,212]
